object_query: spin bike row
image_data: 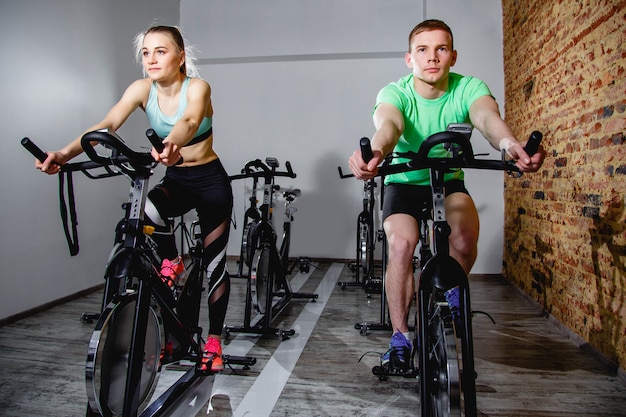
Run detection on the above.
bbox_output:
[22,125,541,417]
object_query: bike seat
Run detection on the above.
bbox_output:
[283,188,301,199]
[420,254,467,291]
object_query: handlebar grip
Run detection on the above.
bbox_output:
[524,131,543,156]
[21,137,49,163]
[146,128,183,165]
[360,137,373,163]
[285,161,296,177]
[146,129,164,153]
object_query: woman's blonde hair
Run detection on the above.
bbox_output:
[133,25,200,78]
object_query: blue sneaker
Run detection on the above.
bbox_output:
[381,332,412,370]
[445,287,461,320]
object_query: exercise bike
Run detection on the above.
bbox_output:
[225,157,317,340]
[357,125,542,417]
[22,129,255,417]
[232,169,262,278]
[337,168,383,292]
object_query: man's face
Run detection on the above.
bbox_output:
[405,29,457,89]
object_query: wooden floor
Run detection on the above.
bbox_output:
[1,261,625,417]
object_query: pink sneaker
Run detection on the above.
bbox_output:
[160,256,184,288]
[200,337,224,372]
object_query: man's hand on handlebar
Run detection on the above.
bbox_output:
[151,141,182,167]
[348,149,383,181]
[502,139,546,173]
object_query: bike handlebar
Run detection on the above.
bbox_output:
[81,129,155,168]
[21,129,158,179]
[523,131,543,156]
[146,128,164,153]
[359,130,542,177]
[145,128,184,165]
[22,136,112,175]
[229,158,297,181]
[21,137,49,164]
[359,137,373,162]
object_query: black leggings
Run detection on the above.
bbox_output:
[145,159,233,336]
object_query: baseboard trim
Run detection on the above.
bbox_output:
[0,283,104,327]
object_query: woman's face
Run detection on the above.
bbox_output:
[141,32,184,81]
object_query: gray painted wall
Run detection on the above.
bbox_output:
[181,0,507,272]
[1,0,179,319]
[2,0,505,320]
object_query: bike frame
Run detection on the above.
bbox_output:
[80,130,210,417]
[359,125,541,417]
[337,169,380,290]
[24,130,212,417]
[226,158,317,339]
[278,188,302,275]
[233,174,262,278]
[416,164,476,417]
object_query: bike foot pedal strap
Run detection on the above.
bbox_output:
[223,355,257,367]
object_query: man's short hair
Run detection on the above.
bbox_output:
[408,19,454,52]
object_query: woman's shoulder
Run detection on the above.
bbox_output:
[188,77,211,91]
[126,78,153,96]
[119,78,152,107]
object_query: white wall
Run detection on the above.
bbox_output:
[0,0,179,320]
[180,0,506,272]
[426,1,507,273]
[1,0,506,320]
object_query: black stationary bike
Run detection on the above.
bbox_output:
[357,124,542,417]
[337,168,383,292]
[232,168,263,278]
[22,129,255,417]
[225,158,317,340]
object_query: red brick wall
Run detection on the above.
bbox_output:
[502,0,626,371]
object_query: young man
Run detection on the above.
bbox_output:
[348,19,544,369]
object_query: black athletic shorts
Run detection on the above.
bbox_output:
[382,180,469,222]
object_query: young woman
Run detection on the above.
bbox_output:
[37,25,232,372]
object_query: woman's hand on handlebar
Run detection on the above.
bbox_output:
[151,141,182,166]
[36,151,68,176]
[348,149,383,180]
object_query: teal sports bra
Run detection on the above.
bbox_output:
[145,77,212,145]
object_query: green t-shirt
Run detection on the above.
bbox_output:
[376,72,492,185]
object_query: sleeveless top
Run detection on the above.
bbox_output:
[145,77,212,145]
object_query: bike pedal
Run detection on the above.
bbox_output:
[194,362,217,376]
[372,364,418,379]
[364,278,382,294]
[223,354,257,367]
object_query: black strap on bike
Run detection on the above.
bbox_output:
[59,170,80,256]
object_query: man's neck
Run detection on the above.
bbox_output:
[413,75,449,100]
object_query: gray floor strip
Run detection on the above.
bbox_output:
[155,265,319,416]
[232,263,343,417]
